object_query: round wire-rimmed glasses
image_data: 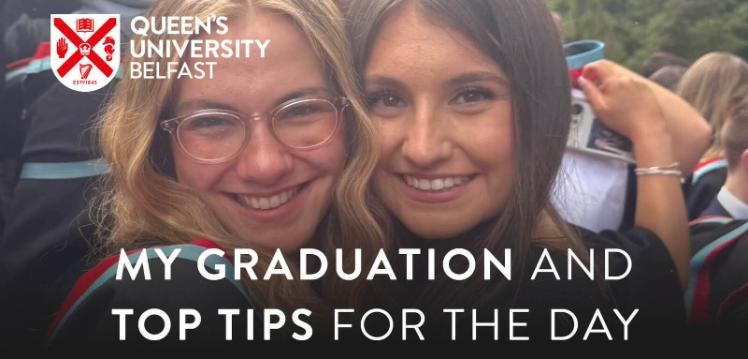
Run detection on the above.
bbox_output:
[160,97,348,164]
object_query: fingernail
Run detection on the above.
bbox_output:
[583,73,598,82]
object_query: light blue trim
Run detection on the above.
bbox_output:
[4,56,123,82]
[684,221,748,320]
[49,244,251,341]
[19,158,110,180]
[5,58,51,82]
[691,159,728,185]
[564,40,605,69]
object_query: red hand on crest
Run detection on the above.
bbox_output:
[54,17,117,78]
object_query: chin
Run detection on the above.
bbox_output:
[399,201,503,240]
[402,217,475,241]
[234,228,313,252]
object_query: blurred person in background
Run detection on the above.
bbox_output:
[0,0,154,346]
[677,52,748,219]
[642,51,691,78]
[649,65,687,92]
[687,101,748,334]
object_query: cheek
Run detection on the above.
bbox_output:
[376,121,401,152]
[307,129,347,173]
[171,144,227,190]
[473,127,514,165]
[482,105,515,162]
[373,120,405,168]
[468,108,516,193]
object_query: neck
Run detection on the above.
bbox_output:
[395,218,495,250]
[724,171,748,205]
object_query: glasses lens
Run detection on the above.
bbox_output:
[274,99,339,149]
[177,112,245,161]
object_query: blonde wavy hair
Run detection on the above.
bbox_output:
[93,0,387,315]
[676,52,748,159]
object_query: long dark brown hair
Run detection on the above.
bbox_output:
[346,0,585,314]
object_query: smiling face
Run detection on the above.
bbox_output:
[170,10,345,251]
[364,3,515,240]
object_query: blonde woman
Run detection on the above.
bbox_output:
[678,52,748,159]
[48,0,386,346]
[679,52,748,219]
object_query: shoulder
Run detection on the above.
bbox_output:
[687,219,748,326]
[574,224,678,278]
[574,224,661,250]
[567,225,685,323]
[574,224,679,277]
[573,223,679,282]
[689,216,746,252]
[518,245,611,308]
[48,240,251,346]
[509,245,613,340]
[691,157,728,187]
[686,158,727,218]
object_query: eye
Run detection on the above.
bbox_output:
[285,103,323,117]
[367,91,405,108]
[181,113,241,137]
[276,101,335,127]
[188,116,230,128]
[450,87,496,105]
[366,90,407,118]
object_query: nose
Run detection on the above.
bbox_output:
[234,120,293,185]
[401,102,452,169]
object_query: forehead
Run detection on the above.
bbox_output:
[365,3,504,82]
[174,9,328,112]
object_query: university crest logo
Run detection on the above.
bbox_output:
[50,14,120,92]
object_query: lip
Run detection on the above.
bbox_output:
[224,180,312,223]
[234,182,307,198]
[395,172,475,204]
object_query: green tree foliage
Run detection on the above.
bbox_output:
[548,0,748,71]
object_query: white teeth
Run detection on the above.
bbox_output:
[403,175,471,192]
[235,187,299,210]
[419,179,432,190]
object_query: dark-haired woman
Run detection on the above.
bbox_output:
[347,0,687,341]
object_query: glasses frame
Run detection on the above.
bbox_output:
[160,96,349,164]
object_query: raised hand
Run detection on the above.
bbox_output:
[579,61,665,143]
[578,59,711,174]
[580,61,688,289]
[56,38,68,58]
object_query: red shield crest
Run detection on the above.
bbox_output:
[50,14,120,92]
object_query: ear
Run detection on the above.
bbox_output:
[741,149,748,172]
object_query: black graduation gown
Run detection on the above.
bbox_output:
[47,240,253,351]
[688,218,748,333]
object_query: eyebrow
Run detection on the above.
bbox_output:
[275,86,332,106]
[173,100,239,115]
[365,71,509,90]
[173,86,333,115]
[364,75,405,90]
[446,71,509,88]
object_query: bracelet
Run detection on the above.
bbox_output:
[634,162,684,183]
